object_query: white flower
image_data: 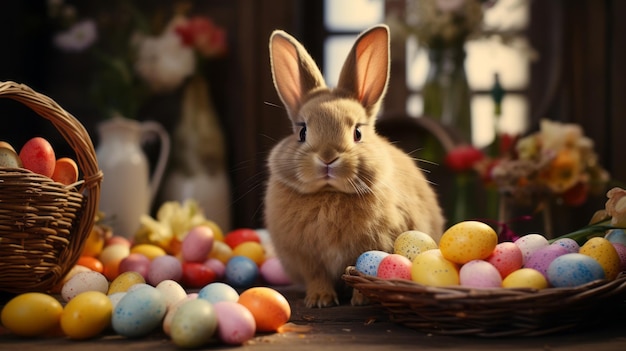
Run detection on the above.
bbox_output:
[53,19,97,52]
[134,21,195,94]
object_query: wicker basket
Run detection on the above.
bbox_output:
[0,81,102,294]
[343,266,626,337]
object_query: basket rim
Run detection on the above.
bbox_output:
[0,80,103,293]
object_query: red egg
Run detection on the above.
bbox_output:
[19,137,56,177]
[224,228,260,249]
[376,254,412,280]
[181,262,217,288]
[486,242,524,278]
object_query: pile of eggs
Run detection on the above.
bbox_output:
[356,220,626,289]
[0,137,79,185]
[0,226,293,347]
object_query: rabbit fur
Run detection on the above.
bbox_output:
[265,25,444,308]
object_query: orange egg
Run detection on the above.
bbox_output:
[103,259,122,281]
[76,256,104,273]
[237,287,290,332]
[51,157,79,185]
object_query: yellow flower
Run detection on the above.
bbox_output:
[539,148,581,194]
[606,187,626,227]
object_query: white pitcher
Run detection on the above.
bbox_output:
[96,116,170,239]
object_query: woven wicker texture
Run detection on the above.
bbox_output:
[343,266,626,337]
[0,81,102,294]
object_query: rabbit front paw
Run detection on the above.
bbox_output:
[304,283,339,308]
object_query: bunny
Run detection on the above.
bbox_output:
[265,25,444,308]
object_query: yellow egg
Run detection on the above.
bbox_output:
[1,293,63,336]
[60,291,113,339]
[393,230,438,261]
[411,251,459,287]
[232,241,266,265]
[209,240,233,263]
[108,271,147,295]
[99,244,130,265]
[131,244,167,260]
[439,221,498,264]
[202,220,224,242]
[579,237,621,280]
[502,268,548,289]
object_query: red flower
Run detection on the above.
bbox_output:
[175,17,228,58]
[445,145,485,172]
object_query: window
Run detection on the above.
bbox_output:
[323,0,531,148]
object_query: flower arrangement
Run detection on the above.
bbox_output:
[48,0,228,120]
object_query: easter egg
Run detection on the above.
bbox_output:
[547,253,605,287]
[459,260,502,288]
[107,271,146,295]
[376,254,412,280]
[19,136,56,177]
[118,253,151,279]
[209,240,234,263]
[439,221,498,264]
[51,157,78,185]
[60,291,112,339]
[485,242,523,278]
[410,251,459,287]
[148,254,183,285]
[524,244,569,278]
[605,229,626,246]
[181,262,217,288]
[1,293,63,337]
[204,258,226,279]
[355,250,389,276]
[198,282,239,304]
[112,286,167,338]
[170,299,218,348]
[224,228,261,249]
[108,292,126,309]
[502,268,548,289]
[514,234,549,264]
[551,238,580,253]
[393,230,438,261]
[238,287,291,332]
[163,293,198,336]
[260,257,292,285]
[61,271,109,302]
[80,225,107,257]
[232,241,266,265]
[76,255,104,273]
[130,244,166,260]
[225,256,259,288]
[155,279,187,309]
[0,144,22,168]
[612,243,626,271]
[579,237,621,280]
[181,225,215,262]
[213,301,257,345]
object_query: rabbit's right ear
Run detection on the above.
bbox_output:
[269,30,327,120]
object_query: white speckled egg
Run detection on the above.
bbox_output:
[155,279,187,309]
[61,271,109,302]
[514,234,550,264]
[112,285,167,338]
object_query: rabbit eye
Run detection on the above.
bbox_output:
[354,126,362,142]
[298,124,307,142]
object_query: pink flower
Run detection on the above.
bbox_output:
[175,17,228,58]
[605,187,626,227]
[444,145,485,172]
[53,19,97,52]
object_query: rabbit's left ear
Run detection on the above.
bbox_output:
[336,25,390,115]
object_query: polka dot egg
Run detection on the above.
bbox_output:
[355,250,389,276]
[393,230,438,261]
[439,221,498,264]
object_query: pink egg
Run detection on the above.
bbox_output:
[514,234,550,264]
[376,254,412,280]
[486,242,523,278]
[19,136,56,177]
[118,253,151,279]
[612,243,626,272]
[459,260,502,288]
[551,238,580,253]
[259,257,292,285]
[524,244,569,278]
[181,226,215,262]
[148,255,183,285]
[213,301,256,345]
[204,258,226,279]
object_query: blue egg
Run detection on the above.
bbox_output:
[547,253,605,287]
[112,285,167,338]
[605,229,626,246]
[225,256,259,288]
[355,250,389,276]
[198,282,239,304]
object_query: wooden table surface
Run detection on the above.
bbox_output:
[2,283,626,351]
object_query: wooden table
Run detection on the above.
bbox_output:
[2,284,626,350]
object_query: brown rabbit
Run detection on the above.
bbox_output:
[265,25,444,308]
